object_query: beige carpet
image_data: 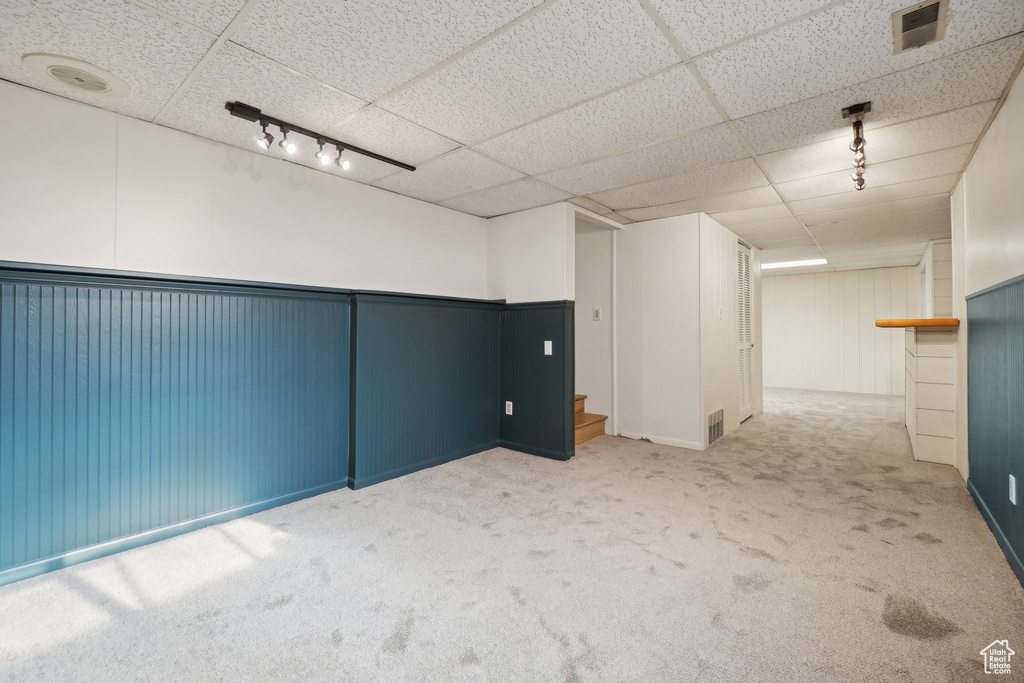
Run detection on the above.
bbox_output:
[1,388,1023,682]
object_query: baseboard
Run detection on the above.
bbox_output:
[350,440,501,489]
[500,440,573,461]
[0,479,349,588]
[968,478,1024,587]
[619,431,704,451]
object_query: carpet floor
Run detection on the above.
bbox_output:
[1,388,1023,682]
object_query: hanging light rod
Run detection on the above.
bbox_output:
[225,101,416,172]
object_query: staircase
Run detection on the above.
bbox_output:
[574,394,608,445]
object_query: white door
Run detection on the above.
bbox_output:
[738,244,753,422]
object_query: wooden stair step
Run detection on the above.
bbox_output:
[574,412,607,445]
[574,394,587,415]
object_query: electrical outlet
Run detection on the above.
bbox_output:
[1011,474,1017,505]
[505,401,513,416]
[593,307,602,321]
[544,340,552,355]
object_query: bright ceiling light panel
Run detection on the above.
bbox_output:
[761,258,829,270]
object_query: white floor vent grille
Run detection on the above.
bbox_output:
[708,408,724,446]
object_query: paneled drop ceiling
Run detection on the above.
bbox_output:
[2,0,1023,271]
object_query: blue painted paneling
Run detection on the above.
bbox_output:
[967,274,1024,586]
[0,270,350,583]
[500,302,575,460]
[349,295,501,488]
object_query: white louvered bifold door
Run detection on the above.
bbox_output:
[738,244,753,422]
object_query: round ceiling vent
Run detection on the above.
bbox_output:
[21,54,130,99]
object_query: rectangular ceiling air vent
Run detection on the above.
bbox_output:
[893,0,948,54]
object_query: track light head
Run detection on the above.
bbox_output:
[255,120,273,150]
[315,139,331,166]
[278,127,296,155]
[335,146,350,171]
[853,176,866,191]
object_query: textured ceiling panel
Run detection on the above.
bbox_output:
[327,106,459,167]
[776,146,971,203]
[809,209,951,236]
[231,0,542,102]
[372,148,523,202]
[788,175,957,215]
[474,66,720,175]
[697,0,1024,119]
[538,124,747,197]
[379,0,679,143]
[747,228,814,243]
[731,217,804,235]
[0,0,214,120]
[570,197,614,215]
[440,178,571,217]
[759,102,995,183]
[734,36,1024,155]
[618,185,783,221]
[800,194,950,226]
[592,157,768,210]
[143,0,246,33]
[710,203,794,226]
[815,224,951,245]
[649,0,834,56]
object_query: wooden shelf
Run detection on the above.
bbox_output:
[875,318,959,328]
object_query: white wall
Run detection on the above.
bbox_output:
[487,203,575,303]
[932,240,953,317]
[0,81,489,298]
[700,214,741,439]
[616,214,703,449]
[916,242,934,319]
[574,219,614,428]
[751,246,764,417]
[762,267,918,396]
[961,68,1024,296]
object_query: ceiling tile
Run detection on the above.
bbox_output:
[775,145,970,202]
[748,228,813,243]
[440,178,571,217]
[591,158,768,210]
[144,0,245,33]
[710,203,793,225]
[231,0,542,102]
[372,148,523,202]
[0,0,214,120]
[731,217,804,234]
[379,0,679,143]
[733,35,1024,154]
[759,102,995,183]
[789,175,956,215]
[809,209,951,236]
[327,106,458,167]
[474,67,721,175]
[156,44,397,178]
[619,185,783,222]
[570,197,613,215]
[800,194,950,226]
[650,0,834,56]
[537,124,747,197]
[815,224,951,245]
[697,0,1024,119]
[606,212,634,224]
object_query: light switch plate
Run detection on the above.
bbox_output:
[544,340,552,356]
[505,401,513,416]
[1011,474,1017,505]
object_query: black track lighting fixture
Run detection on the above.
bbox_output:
[256,118,273,150]
[842,101,872,191]
[225,101,415,173]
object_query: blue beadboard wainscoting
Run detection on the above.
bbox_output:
[967,273,1024,586]
[0,263,574,585]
